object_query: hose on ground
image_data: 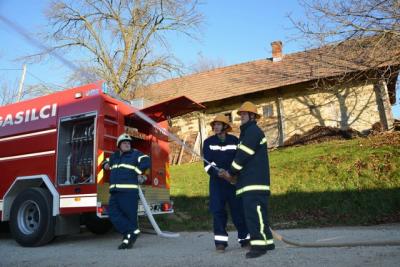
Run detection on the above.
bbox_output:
[271,228,400,247]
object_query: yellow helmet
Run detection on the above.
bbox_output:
[210,114,232,132]
[117,133,132,147]
[237,101,261,119]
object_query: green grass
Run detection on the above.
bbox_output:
[156,133,400,231]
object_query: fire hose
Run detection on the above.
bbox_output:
[133,109,400,247]
[270,228,400,248]
[138,186,179,238]
[2,14,399,247]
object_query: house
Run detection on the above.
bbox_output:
[136,39,399,163]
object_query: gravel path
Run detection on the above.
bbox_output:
[1,224,399,267]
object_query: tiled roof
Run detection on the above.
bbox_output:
[137,38,399,104]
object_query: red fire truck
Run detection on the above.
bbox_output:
[0,81,203,246]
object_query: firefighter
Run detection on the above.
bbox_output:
[102,133,150,249]
[203,114,249,253]
[219,101,275,258]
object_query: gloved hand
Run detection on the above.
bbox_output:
[103,162,110,170]
[138,175,147,184]
[229,175,237,185]
[218,169,237,184]
[218,168,226,177]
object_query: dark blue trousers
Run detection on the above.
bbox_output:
[242,193,274,250]
[109,190,139,236]
[209,179,249,246]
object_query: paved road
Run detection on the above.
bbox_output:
[1,224,400,267]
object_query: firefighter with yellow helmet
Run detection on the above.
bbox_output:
[203,114,249,253]
[102,133,150,249]
[219,101,275,258]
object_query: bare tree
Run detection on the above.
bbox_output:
[0,78,19,105]
[291,0,400,96]
[293,1,399,42]
[34,0,202,98]
[66,65,102,87]
[189,52,225,73]
[0,77,53,105]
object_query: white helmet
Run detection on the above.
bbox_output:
[117,133,132,148]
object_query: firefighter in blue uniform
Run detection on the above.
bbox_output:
[102,133,150,249]
[203,114,249,253]
[219,102,275,258]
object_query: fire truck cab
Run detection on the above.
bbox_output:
[0,81,203,246]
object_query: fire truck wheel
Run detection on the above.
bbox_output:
[84,213,113,234]
[0,221,10,233]
[10,188,55,247]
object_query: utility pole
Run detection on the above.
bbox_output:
[16,64,27,102]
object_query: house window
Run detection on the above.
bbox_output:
[263,104,274,118]
[224,112,233,122]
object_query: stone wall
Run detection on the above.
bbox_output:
[282,82,381,138]
[168,80,387,164]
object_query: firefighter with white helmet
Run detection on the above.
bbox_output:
[219,101,275,258]
[203,114,249,253]
[102,133,150,249]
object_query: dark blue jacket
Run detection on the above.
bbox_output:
[103,149,151,192]
[229,121,270,196]
[203,134,238,185]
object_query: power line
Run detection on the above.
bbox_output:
[0,68,23,71]
[0,68,67,90]
[0,15,90,80]
[25,70,67,90]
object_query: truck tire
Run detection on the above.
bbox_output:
[0,221,10,233]
[10,188,55,247]
[84,213,112,234]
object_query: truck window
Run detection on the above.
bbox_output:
[57,113,96,185]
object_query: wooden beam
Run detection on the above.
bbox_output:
[276,97,286,146]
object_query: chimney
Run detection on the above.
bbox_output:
[271,41,283,62]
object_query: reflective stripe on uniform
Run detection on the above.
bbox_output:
[257,205,267,241]
[209,145,237,151]
[214,235,229,242]
[250,239,274,246]
[232,161,243,170]
[238,234,250,242]
[238,143,255,155]
[236,185,270,195]
[204,162,216,172]
[127,230,140,237]
[109,184,138,189]
[110,164,142,174]
[138,155,149,162]
[260,137,267,145]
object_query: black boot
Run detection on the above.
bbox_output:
[245,247,267,259]
[215,244,226,253]
[118,233,138,249]
[240,240,251,250]
[266,243,275,251]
